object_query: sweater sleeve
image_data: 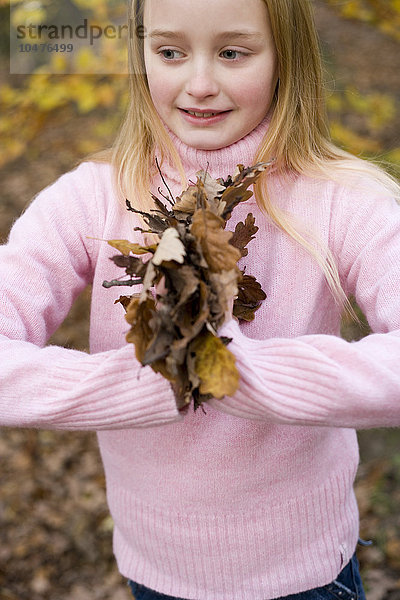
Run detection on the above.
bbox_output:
[0,163,181,430]
[209,179,400,429]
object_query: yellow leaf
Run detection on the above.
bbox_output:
[190,332,239,399]
[108,239,154,255]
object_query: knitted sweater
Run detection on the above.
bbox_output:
[1,117,400,599]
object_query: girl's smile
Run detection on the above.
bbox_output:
[143,0,278,150]
[179,108,232,125]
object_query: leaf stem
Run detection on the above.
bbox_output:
[102,278,143,289]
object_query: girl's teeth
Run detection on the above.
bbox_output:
[187,111,218,117]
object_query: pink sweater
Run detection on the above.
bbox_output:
[1,117,400,599]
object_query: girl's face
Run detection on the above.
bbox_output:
[143,0,278,150]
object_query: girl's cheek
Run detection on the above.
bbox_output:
[147,77,176,114]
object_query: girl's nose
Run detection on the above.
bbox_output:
[184,62,220,99]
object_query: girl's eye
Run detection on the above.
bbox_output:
[159,49,183,60]
[220,49,245,60]
[157,48,247,61]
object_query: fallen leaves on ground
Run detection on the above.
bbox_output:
[0,428,132,600]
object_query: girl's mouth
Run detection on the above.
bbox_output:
[179,108,231,124]
[184,110,222,117]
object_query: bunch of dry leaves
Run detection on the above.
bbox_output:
[103,162,272,411]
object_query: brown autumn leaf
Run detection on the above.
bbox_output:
[114,295,133,310]
[110,254,148,278]
[142,307,176,367]
[126,199,171,234]
[174,182,208,215]
[125,296,156,363]
[220,161,273,220]
[209,269,240,322]
[139,261,158,300]
[125,295,175,381]
[237,274,267,304]
[230,213,258,257]
[233,274,267,321]
[166,265,200,315]
[170,280,210,349]
[232,304,259,322]
[198,170,226,199]
[191,209,241,273]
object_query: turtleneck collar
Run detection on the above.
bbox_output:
[157,113,271,186]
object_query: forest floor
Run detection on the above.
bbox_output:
[1,1,400,598]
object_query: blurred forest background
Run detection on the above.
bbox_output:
[0,0,400,598]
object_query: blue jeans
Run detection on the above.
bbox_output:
[128,551,366,600]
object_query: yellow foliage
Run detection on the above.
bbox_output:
[0,84,20,105]
[344,88,396,131]
[0,138,25,167]
[327,0,400,41]
[0,0,131,166]
[50,54,69,74]
[96,83,117,107]
[327,87,397,167]
[11,5,47,28]
[326,94,343,113]
[77,139,104,155]
[330,121,381,155]
[93,114,123,139]
[190,332,239,399]
[341,1,372,22]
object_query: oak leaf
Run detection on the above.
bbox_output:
[230,213,258,257]
[209,269,239,322]
[191,209,241,272]
[152,227,186,266]
[174,185,206,215]
[233,274,267,321]
[110,254,147,278]
[125,296,155,363]
[220,162,273,220]
[196,171,226,204]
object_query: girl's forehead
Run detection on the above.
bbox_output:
[143,0,270,30]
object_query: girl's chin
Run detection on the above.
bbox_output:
[178,133,245,151]
[182,139,234,151]
[173,124,245,150]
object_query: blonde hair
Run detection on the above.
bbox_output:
[99,0,399,320]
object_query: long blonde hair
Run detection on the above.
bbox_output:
[102,0,399,319]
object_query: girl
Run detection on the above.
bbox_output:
[1,0,400,598]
